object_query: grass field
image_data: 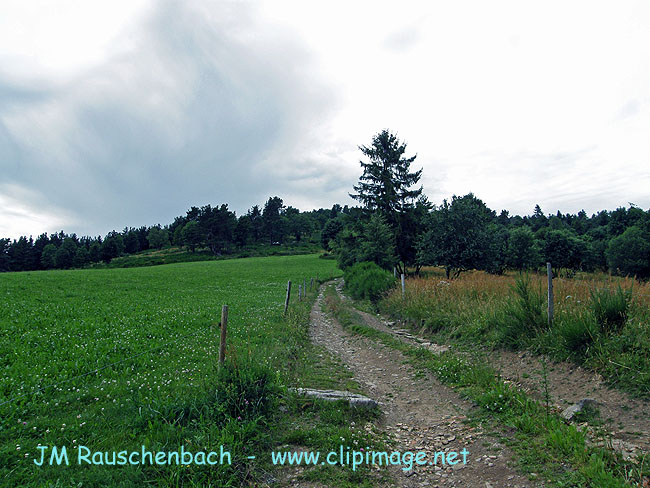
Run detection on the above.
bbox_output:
[0,254,354,487]
[95,242,324,269]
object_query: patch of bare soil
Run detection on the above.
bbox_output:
[305,283,537,488]
[488,350,650,461]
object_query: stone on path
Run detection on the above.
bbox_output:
[291,388,378,409]
[561,398,598,421]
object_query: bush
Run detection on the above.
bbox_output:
[555,315,598,358]
[589,285,632,335]
[497,275,546,348]
[344,261,396,302]
[216,358,279,420]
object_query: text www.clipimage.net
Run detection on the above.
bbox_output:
[271,446,470,472]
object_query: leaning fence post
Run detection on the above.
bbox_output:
[284,280,292,315]
[547,262,554,327]
[401,273,405,300]
[219,305,228,366]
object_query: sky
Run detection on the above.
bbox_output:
[1,0,649,239]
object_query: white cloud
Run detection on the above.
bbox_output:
[0,184,75,239]
[0,0,152,82]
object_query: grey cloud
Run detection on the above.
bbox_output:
[0,118,21,170]
[0,79,54,107]
[0,0,342,237]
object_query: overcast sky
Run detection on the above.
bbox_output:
[1,1,649,239]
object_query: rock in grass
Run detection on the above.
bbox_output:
[561,398,598,421]
[425,343,450,355]
[291,388,378,409]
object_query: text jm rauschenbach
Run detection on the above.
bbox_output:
[33,445,470,472]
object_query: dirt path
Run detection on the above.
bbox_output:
[309,282,537,488]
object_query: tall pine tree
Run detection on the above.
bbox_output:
[350,130,423,273]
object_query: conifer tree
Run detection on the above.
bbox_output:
[350,129,423,273]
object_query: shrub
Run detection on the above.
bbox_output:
[216,358,279,420]
[589,285,632,335]
[497,275,546,348]
[555,315,598,358]
[344,261,396,302]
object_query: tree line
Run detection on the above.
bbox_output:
[0,197,339,272]
[2,129,649,279]
[326,193,650,280]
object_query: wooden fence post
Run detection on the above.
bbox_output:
[310,277,314,291]
[547,262,554,327]
[299,284,302,301]
[303,278,306,295]
[284,280,292,315]
[401,273,405,300]
[219,305,228,366]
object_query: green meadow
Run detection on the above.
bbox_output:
[0,255,351,487]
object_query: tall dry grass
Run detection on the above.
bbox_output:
[388,268,649,322]
[380,267,650,397]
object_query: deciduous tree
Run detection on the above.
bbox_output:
[416,194,497,278]
[606,226,650,281]
[147,226,170,250]
[506,227,540,271]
